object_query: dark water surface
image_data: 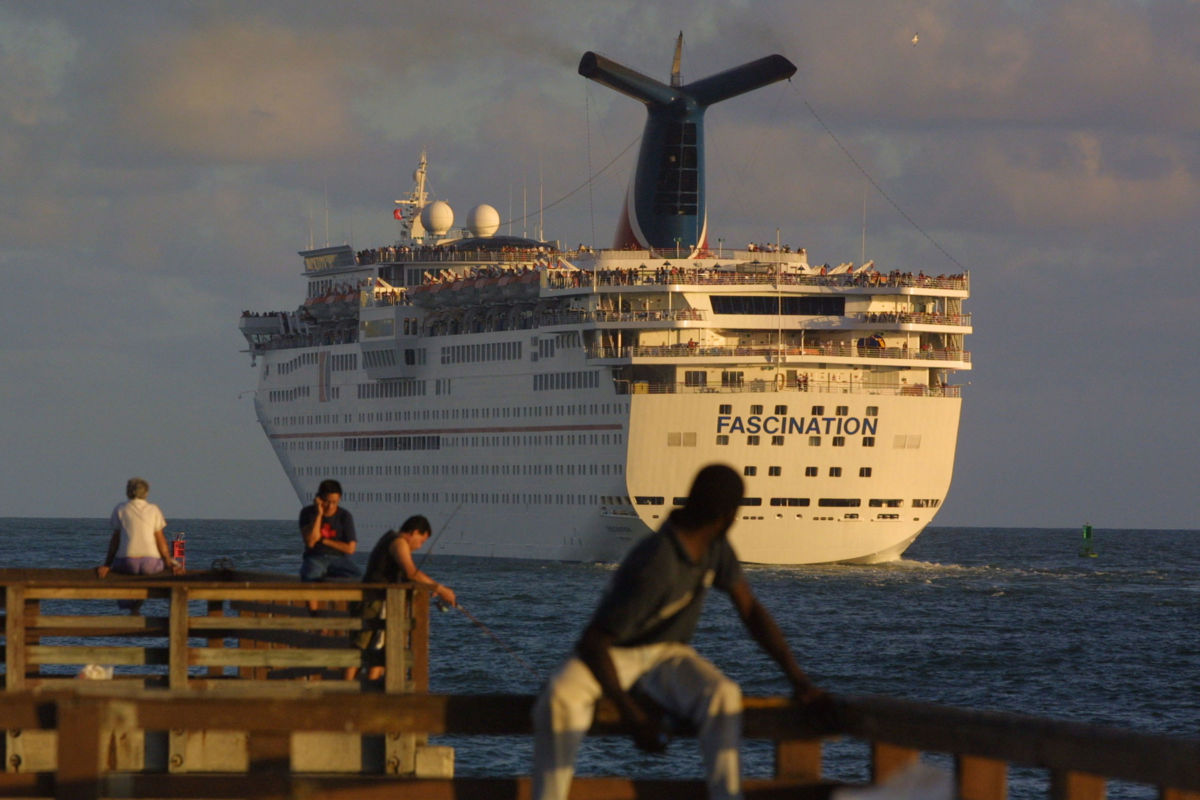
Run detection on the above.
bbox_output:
[4,519,1197,795]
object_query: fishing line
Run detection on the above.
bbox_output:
[454,602,542,680]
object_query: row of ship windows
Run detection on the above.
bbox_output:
[272,351,358,378]
[716,435,881,448]
[720,403,879,416]
[636,497,940,509]
[441,341,524,364]
[270,402,630,428]
[534,371,602,391]
[294,462,626,479]
[742,465,875,478]
[329,433,627,452]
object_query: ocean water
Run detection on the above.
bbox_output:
[3,519,1197,795]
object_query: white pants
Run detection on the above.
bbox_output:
[532,642,743,800]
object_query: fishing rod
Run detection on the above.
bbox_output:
[414,500,464,573]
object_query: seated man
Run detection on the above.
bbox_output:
[532,464,833,800]
[299,478,361,584]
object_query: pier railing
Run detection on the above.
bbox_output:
[0,689,1196,799]
[3,572,1198,800]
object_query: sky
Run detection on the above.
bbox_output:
[1,0,1197,530]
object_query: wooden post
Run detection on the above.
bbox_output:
[1051,770,1106,800]
[54,696,104,800]
[206,600,224,678]
[4,586,26,691]
[871,741,919,784]
[774,738,822,781]
[384,587,408,694]
[384,586,414,775]
[957,754,1007,800]
[168,587,190,690]
[409,588,430,691]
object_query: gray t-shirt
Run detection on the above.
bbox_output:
[588,523,744,647]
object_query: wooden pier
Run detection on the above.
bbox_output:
[2,571,1199,799]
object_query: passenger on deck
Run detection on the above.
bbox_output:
[532,464,835,800]
[347,515,456,681]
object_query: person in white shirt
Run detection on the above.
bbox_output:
[98,477,182,580]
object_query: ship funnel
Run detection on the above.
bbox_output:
[579,45,795,254]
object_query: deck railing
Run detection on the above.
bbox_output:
[3,573,1196,800]
[0,690,1196,799]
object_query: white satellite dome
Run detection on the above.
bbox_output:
[466,204,501,238]
[420,201,454,236]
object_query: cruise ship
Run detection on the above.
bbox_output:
[239,42,971,564]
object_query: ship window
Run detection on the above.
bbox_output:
[740,497,763,506]
[747,435,760,446]
[863,437,875,447]
[719,404,732,414]
[860,467,873,477]
[869,499,903,508]
[770,497,810,507]
[836,405,849,415]
[750,405,763,415]
[833,436,845,447]
[812,406,824,415]
[684,370,707,387]
[818,498,861,507]
[774,405,788,415]
[716,435,730,445]
[866,406,879,416]
[809,436,821,446]
[722,371,744,387]
[744,466,757,476]
[769,466,782,476]
[673,497,688,506]
[635,496,665,505]
[830,467,842,477]
[668,432,681,446]
[805,467,818,477]
[771,436,785,446]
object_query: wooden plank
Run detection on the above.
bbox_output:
[169,586,190,689]
[1050,770,1106,800]
[26,645,169,667]
[188,648,361,669]
[957,754,1007,800]
[110,774,840,799]
[188,587,365,602]
[1161,790,1200,800]
[189,616,367,631]
[26,615,168,632]
[21,587,159,600]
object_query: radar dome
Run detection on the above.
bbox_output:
[420,201,454,236]
[466,204,501,238]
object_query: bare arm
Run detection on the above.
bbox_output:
[301,500,326,549]
[728,580,820,698]
[96,530,120,578]
[391,539,455,606]
[154,529,184,575]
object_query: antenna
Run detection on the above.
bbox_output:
[670,31,683,88]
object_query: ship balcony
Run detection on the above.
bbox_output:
[538,308,707,328]
[613,377,963,398]
[849,311,972,332]
[586,343,972,370]
[542,267,969,296]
